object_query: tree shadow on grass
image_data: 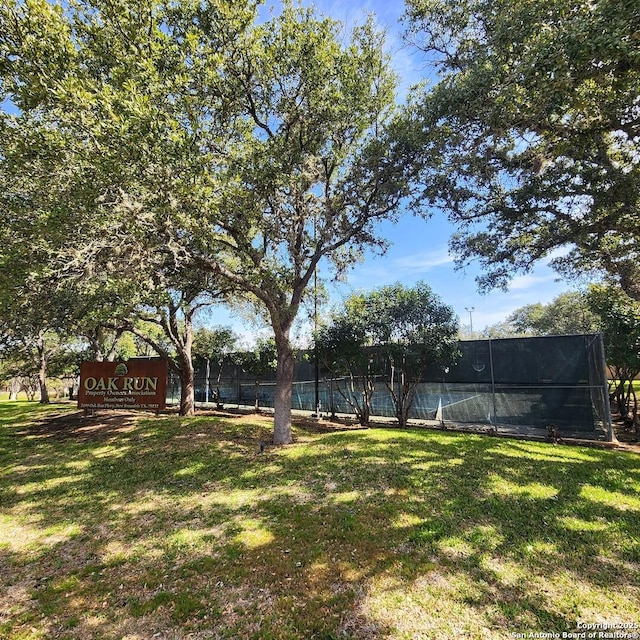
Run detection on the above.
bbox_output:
[1,412,639,638]
[19,409,140,441]
[0,400,76,427]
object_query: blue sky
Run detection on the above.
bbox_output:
[2,0,575,341]
[306,0,573,330]
[209,0,575,340]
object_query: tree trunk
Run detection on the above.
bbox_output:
[178,355,195,416]
[359,374,373,426]
[273,335,294,445]
[631,385,640,442]
[334,375,365,425]
[22,376,37,401]
[68,377,77,401]
[390,367,415,429]
[362,370,376,426]
[402,381,420,429]
[38,347,50,404]
[624,379,632,419]
[106,327,126,362]
[359,382,370,426]
[87,327,106,361]
[9,377,20,401]
[38,377,50,403]
[397,361,409,428]
[385,359,408,428]
[166,300,196,417]
[254,379,260,412]
[395,397,409,428]
[216,362,224,409]
[616,378,628,417]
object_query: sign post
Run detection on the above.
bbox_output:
[77,359,168,412]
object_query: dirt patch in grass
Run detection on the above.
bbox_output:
[612,419,640,450]
[17,409,141,443]
[30,405,637,452]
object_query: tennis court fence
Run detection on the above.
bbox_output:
[167,334,613,441]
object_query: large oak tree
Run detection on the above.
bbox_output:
[402,0,640,296]
[1,0,413,442]
[192,5,412,443]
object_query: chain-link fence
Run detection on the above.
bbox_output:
[167,334,613,441]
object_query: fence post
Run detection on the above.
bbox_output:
[597,333,617,443]
[489,339,498,426]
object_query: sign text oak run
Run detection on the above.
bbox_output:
[77,359,168,411]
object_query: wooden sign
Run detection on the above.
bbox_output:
[77,358,168,411]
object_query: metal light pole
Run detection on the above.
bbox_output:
[465,306,475,334]
[313,210,320,417]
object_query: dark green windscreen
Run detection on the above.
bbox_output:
[167,334,611,440]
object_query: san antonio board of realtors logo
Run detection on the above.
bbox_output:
[114,363,129,376]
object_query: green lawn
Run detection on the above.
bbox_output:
[1,401,639,639]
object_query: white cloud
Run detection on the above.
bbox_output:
[507,274,556,291]
[392,249,455,272]
[540,246,572,266]
[472,308,516,328]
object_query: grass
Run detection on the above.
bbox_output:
[0,400,639,639]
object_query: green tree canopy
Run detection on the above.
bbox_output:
[1,0,412,443]
[508,292,600,336]
[480,291,600,337]
[318,282,459,427]
[192,326,238,364]
[402,0,640,297]
[587,284,640,438]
